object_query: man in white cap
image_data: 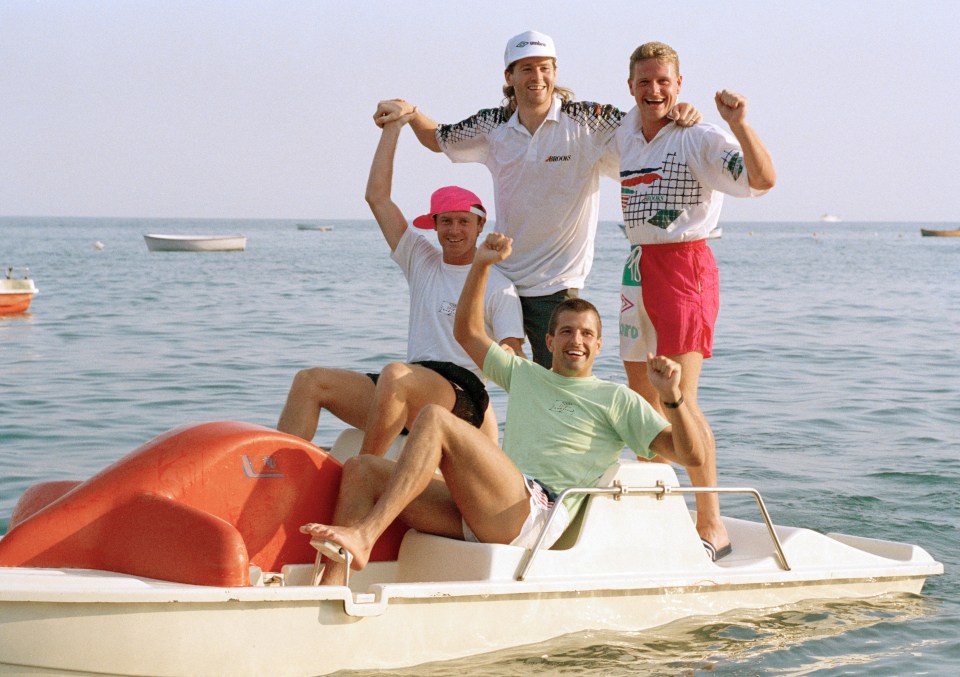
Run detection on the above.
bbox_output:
[373,30,700,367]
[278,111,524,456]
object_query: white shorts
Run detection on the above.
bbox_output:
[463,475,570,549]
[620,281,658,361]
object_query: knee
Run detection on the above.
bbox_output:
[290,367,334,400]
[373,362,412,398]
[376,362,409,387]
[291,367,322,391]
[341,454,391,491]
[409,403,451,433]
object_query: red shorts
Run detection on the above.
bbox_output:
[620,240,719,359]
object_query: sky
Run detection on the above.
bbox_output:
[2,0,959,224]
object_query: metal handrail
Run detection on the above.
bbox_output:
[516,480,790,581]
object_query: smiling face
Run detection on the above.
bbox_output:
[434,211,484,265]
[628,58,682,136]
[546,308,603,377]
[505,56,556,111]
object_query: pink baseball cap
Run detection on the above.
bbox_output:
[412,186,487,230]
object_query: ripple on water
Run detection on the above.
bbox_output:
[2,219,958,674]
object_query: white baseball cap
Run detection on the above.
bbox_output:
[504,30,556,69]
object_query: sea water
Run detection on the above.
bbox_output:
[1,217,958,675]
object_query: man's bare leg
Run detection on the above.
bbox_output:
[302,405,530,583]
[277,368,375,441]
[359,362,499,456]
[307,452,465,585]
[358,363,456,456]
[624,354,730,551]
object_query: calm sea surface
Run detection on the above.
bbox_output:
[1,217,958,675]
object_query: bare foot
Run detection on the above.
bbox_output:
[300,523,374,571]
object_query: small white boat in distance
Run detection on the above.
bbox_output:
[143,233,247,252]
[296,223,334,232]
[0,267,39,315]
[820,213,841,223]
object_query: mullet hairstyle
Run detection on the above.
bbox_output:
[628,42,681,77]
[547,298,602,337]
[501,59,574,114]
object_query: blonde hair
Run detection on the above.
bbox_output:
[629,42,680,77]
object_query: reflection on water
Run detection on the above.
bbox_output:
[350,595,938,676]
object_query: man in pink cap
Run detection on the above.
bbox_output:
[373,30,700,367]
[278,112,524,456]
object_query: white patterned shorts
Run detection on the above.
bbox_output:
[462,474,570,549]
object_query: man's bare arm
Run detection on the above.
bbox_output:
[364,115,417,251]
[645,354,706,469]
[454,234,513,369]
[374,99,441,153]
[714,90,776,191]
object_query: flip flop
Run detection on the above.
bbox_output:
[310,538,354,586]
[702,538,733,562]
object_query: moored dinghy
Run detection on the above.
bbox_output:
[296,223,334,231]
[0,422,943,676]
[0,267,39,315]
[143,233,247,252]
[920,228,960,237]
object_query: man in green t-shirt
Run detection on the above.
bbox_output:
[302,233,709,584]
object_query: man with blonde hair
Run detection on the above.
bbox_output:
[616,40,776,560]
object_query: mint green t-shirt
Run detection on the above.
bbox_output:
[483,343,668,509]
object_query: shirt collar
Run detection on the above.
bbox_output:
[626,106,674,142]
[507,95,562,132]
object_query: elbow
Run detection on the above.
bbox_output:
[415,130,442,153]
[453,323,469,348]
[751,169,777,191]
[364,190,385,212]
[675,437,706,468]
[421,138,442,153]
[685,449,707,469]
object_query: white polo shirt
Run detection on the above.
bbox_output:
[437,96,621,296]
[615,107,769,245]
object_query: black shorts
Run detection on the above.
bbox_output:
[366,360,489,430]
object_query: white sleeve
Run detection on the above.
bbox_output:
[437,108,504,164]
[688,124,766,198]
[487,289,524,344]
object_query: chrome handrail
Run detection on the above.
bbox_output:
[516,481,790,581]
